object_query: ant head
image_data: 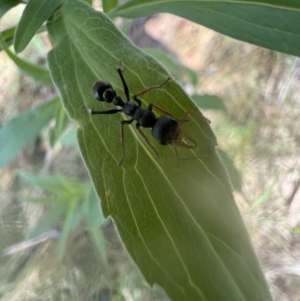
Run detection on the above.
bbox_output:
[93,81,116,103]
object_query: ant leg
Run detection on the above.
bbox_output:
[171,139,197,162]
[172,143,180,161]
[179,110,211,127]
[133,96,142,107]
[133,77,170,103]
[148,103,178,120]
[119,119,134,166]
[117,61,130,101]
[180,129,197,147]
[136,123,160,159]
[148,103,189,124]
[82,106,122,115]
[174,135,197,149]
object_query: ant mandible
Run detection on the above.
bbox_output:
[82,61,199,165]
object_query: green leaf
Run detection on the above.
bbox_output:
[192,94,227,112]
[14,0,65,53]
[59,200,82,259]
[50,103,71,147]
[0,26,16,50]
[143,48,182,80]
[18,172,69,193]
[144,48,199,86]
[0,0,21,18]
[217,148,243,192]
[0,98,60,168]
[85,187,106,228]
[59,127,78,146]
[0,34,53,84]
[0,25,47,51]
[102,0,118,13]
[21,171,94,258]
[47,1,272,300]
[18,171,88,195]
[110,0,300,57]
[26,196,70,205]
[27,203,66,238]
[85,187,107,261]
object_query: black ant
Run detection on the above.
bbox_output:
[82,62,201,165]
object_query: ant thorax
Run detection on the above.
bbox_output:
[122,101,136,115]
[123,101,157,128]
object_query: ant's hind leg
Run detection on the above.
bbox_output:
[136,123,160,159]
[119,119,134,166]
[148,103,178,120]
[179,110,211,128]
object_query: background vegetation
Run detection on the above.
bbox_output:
[0,1,299,300]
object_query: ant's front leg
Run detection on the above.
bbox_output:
[82,106,122,115]
[133,95,142,107]
[117,61,130,101]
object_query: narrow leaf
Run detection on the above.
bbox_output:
[89,227,107,263]
[85,187,107,261]
[143,48,182,80]
[102,0,118,13]
[47,1,272,300]
[192,94,227,112]
[0,34,53,84]
[110,0,300,57]
[0,98,60,167]
[0,25,47,51]
[0,0,21,18]
[59,127,78,146]
[18,171,88,195]
[26,196,70,205]
[58,201,82,259]
[86,186,105,228]
[50,103,71,147]
[0,26,16,50]
[27,204,66,238]
[14,0,65,53]
[144,48,199,86]
[18,171,70,193]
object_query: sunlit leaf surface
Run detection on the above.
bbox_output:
[47,1,272,300]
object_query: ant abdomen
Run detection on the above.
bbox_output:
[152,116,179,145]
[93,81,116,102]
